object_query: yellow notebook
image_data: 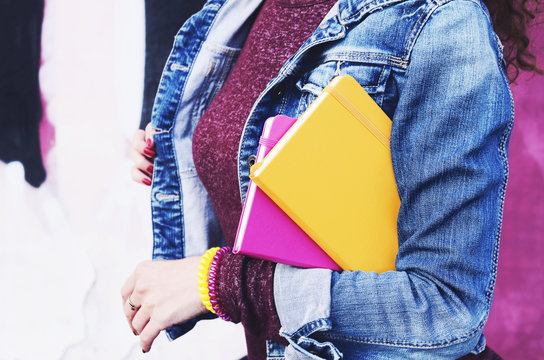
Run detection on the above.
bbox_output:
[250,75,400,272]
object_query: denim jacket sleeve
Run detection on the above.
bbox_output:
[273,1,514,358]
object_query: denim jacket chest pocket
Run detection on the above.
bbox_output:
[294,59,397,119]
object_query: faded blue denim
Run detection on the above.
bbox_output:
[149,0,263,338]
[149,0,513,357]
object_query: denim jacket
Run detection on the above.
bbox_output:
[149,0,513,358]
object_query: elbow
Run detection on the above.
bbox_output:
[400,270,490,351]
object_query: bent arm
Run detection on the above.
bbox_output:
[275,2,513,358]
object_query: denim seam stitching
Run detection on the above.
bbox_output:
[343,0,405,22]
[297,62,389,108]
[404,0,493,60]
[484,32,514,310]
[202,41,242,57]
[150,23,188,133]
[191,72,213,123]
[171,7,221,132]
[321,325,484,349]
[155,3,221,132]
[170,130,186,258]
[150,178,159,259]
[281,318,331,339]
[278,92,288,115]
[319,52,408,69]
[277,31,346,78]
[375,65,388,106]
[403,1,437,60]
[296,91,310,117]
[151,130,185,260]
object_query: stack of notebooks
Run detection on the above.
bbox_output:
[234,75,400,272]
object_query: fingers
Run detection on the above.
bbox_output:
[139,320,162,353]
[123,296,140,335]
[131,128,155,186]
[122,292,161,353]
[131,167,151,186]
[130,155,154,186]
[132,130,156,162]
[124,302,160,353]
[121,272,139,333]
[120,271,136,304]
[130,150,154,175]
[132,303,151,335]
[133,131,156,159]
[123,294,160,353]
[121,259,201,353]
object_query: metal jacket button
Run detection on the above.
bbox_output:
[272,83,285,99]
[247,155,256,169]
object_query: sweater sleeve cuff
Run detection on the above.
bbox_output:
[216,252,284,342]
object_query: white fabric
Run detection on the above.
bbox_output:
[0,0,246,359]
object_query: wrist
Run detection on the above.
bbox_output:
[207,247,233,322]
[197,248,221,313]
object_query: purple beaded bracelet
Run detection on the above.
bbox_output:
[207,246,233,322]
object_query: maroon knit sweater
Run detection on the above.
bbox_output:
[192,0,335,358]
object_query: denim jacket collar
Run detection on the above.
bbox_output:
[338,0,407,24]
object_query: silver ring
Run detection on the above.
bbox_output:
[128,296,138,311]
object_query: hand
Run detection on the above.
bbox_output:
[121,257,207,353]
[131,122,156,186]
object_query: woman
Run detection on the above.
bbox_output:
[123,0,541,358]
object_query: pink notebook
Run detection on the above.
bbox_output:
[234,115,341,270]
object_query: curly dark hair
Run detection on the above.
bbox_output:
[483,0,543,82]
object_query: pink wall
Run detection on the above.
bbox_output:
[484,23,544,358]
